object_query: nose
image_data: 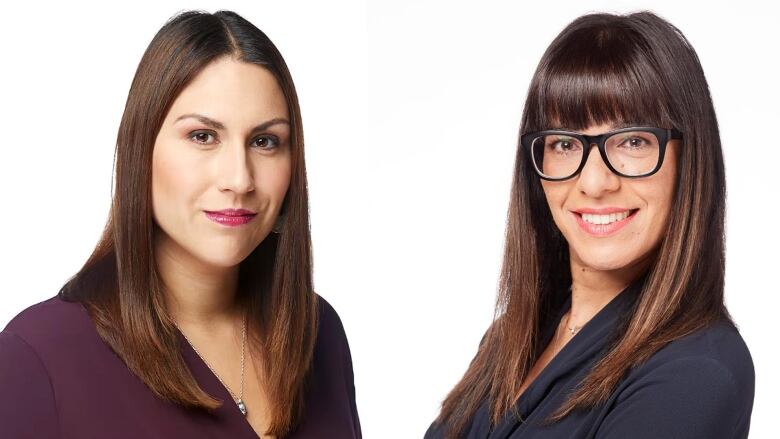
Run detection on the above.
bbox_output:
[216,140,255,194]
[575,144,620,197]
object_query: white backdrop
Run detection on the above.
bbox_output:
[0,1,777,438]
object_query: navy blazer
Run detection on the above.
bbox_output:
[425,280,754,438]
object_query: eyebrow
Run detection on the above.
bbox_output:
[174,113,290,132]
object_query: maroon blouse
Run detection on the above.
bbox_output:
[0,293,361,438]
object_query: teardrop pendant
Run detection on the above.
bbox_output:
[237,398,247,416]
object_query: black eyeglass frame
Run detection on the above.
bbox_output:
[520,126,683,181]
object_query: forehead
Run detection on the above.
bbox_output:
[166,56,289,125]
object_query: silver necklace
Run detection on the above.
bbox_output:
[177,315,248,416]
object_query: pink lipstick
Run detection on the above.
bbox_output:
[571,207,638,237]
[204,208,257,227]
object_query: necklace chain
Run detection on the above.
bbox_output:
[565,312,582,335]
[565,284,582,335]
[552,309,582,357]
[176,314,247,416]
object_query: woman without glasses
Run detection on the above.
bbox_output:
[0,10,360,438]
[425,11,754,439]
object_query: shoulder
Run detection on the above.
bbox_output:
[315,293,349,344]
[2,294,96,361]
[298,296,361,438]
[0,297,67,436]
[3,294,93,341]
[633,320,754,395]
[598,321,754,438]
[311,293,356,377]
[4,294,88,327]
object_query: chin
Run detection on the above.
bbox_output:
[194,249,251,269]
[570,245,642,272]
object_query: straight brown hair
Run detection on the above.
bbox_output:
[434,11,731,438]
[58,10,317,437]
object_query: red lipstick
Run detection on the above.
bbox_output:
[204,208,257,227]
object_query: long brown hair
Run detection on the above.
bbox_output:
[58,10,317,436]
[434,11,730,438]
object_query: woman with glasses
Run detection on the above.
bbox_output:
[425,11,753,439]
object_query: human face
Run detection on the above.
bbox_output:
[151,56,291,270]
[540,122,678,272]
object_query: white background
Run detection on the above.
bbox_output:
[1,1,777,438]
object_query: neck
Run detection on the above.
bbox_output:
[154,230,242,328]
[567,250,652,327]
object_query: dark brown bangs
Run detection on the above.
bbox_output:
[529,19,675,132]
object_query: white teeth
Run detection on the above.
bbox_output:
[581,210,631,225]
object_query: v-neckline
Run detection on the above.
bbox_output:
[487,278,644,438]
[176,328,261,438]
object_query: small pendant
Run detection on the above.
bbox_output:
[237,399,247,416]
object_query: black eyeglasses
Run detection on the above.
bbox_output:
[520,126,683,181]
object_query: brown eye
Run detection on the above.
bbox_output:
[190,131,216,144]
[548,137,581,154]
[252,135,280,150]
[624,137,648,149]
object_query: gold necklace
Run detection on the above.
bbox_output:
[565,285,583,335]
[177,315,248,416]
[565,311,582,335]
[552,311,581,357]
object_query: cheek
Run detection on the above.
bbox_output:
[151,145,201,224]
[642,183,675,246]
[641,150,678,244]
[541,181,572,226]
[254,154,292,205]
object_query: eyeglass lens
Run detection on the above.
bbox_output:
[531,130,661,179]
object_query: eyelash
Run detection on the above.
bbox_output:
[618,136,650,148]
[188,130,281,150]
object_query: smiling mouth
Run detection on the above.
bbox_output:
[571,209,639,236]
[577,209,639,225]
